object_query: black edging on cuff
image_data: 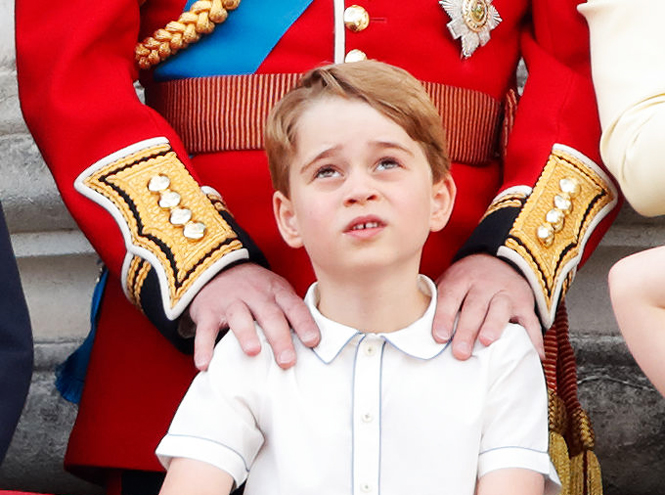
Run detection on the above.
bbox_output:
[219,210,270,270]
[452,206,546,333]
[139,211,269,354]
[453,207,521,262]
[140,269,195,354]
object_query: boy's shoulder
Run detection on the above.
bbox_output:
[210,323,303,370]
[470,322,537,360]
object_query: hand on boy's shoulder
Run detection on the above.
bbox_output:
[188,262,320,372]
[432,254,545,361]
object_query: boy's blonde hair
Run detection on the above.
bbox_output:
[265,60,450,195]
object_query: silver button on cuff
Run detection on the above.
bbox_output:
[170,207,193,226]
[159,190,182,209]
[148,174,171,192]
[184,221,207,240]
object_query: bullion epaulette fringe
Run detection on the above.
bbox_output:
[135,0,240,69]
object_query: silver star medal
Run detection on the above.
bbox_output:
[439,0,502,58]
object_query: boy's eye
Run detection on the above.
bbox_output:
[314,166,340,179]
[376,159,401,171]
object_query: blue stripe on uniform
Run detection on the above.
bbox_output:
[154,0,315,81]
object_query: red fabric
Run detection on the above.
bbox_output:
[14,0,617,482]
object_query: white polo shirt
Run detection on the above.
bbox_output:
[156,276,560,495]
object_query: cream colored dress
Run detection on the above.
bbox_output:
[580,0,665,216]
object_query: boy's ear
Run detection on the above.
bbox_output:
[273,191,304,248]
[430,175,457,233]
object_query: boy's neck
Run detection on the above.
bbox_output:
[315,263,430,334]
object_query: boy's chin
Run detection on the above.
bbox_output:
[315,255,422,279]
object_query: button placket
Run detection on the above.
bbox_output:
[353,335,383,495]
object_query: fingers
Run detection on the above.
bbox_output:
[251,302,297,370]
[432,275,467,342]
[189,264,319,370]
[193,313,224,371]
[515,310,545,360]
[435,254,544,360]
[226,301,262,356]
[451,291,544,361]
[275,287,320,348]
[450,291,487,360]
[476,292,511,347]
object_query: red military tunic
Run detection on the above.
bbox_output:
[15,0,618,483]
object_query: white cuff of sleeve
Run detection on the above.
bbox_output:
[156,434,250,488]
[478,446,561,494]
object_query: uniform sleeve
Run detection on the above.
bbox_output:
[14,0,267,351]
[456,0,620,329]
[580,0,665,217]
[156,330,268,487]
[478,325,560,495]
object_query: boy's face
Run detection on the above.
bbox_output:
[273,97,456,278]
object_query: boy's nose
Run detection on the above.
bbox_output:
[343,174,379,206]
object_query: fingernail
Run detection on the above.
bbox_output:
[434,328,451,342]
[195,356,208,370]
[456,342,470,355]
[278,349,295,365]
[303,331,319,344]
[244,342,261,355]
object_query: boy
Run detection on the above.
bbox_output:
[155,60,559,495]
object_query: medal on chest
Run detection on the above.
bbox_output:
[439,0,502,58]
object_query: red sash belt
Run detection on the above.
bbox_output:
[147,73,504,165]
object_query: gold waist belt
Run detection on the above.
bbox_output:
[147,73,503,165]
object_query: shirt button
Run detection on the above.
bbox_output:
[362,412,373,423]
[344,5,370,33]
[345,49,367,63]
[364,345,376,356]
[360,483,372,492]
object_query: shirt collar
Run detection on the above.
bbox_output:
[305,276,450,363]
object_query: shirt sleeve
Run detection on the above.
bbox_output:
[478,324,561,494]
[155,330,269,487]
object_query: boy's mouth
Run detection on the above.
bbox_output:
[350,221,381,231]
[345,216,386,234]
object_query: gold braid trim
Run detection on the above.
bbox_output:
[135,0,241,70]
[545,301,604,495]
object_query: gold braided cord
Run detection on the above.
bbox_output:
[135,0,241,70]
[544,300,604,495]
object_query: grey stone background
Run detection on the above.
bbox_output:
[1,3,664,494]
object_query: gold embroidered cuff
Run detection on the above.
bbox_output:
[497,144,618,328]
[75,137,249,320]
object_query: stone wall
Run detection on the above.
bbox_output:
[1,2,664,494]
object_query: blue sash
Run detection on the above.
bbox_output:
[154,0,315,80]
